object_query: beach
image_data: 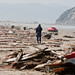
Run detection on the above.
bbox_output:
[0,24,75,75]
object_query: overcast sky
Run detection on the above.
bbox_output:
[0,0,75,23]
[0,0,75,6]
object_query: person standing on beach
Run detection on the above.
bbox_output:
[36,24,42,43]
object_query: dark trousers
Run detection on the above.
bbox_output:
[37,36,41,43]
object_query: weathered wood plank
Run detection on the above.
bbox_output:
[21,47,48,60]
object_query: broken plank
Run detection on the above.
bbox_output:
[21,47,48,60]
[3,49,23,63]
[34,63,47,69]
[14,50,23,63]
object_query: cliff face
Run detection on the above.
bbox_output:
[56,7,75,25]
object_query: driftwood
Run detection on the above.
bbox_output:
[2,53,17,63]
[5,58,17,63]
[34,60,61,70]
[13,61,38,69]
[2,47,48,69]
[34,63,47,69]
[63,35,75,38]
[21,47,48,60]
[3,49,23,63]
[2,49,23,69]
[14,49,23,63]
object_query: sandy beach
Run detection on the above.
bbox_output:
[0,24,75,75]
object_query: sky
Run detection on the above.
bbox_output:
[0,0,75,23]
[0,0,73,4]
[0,0,74,6]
